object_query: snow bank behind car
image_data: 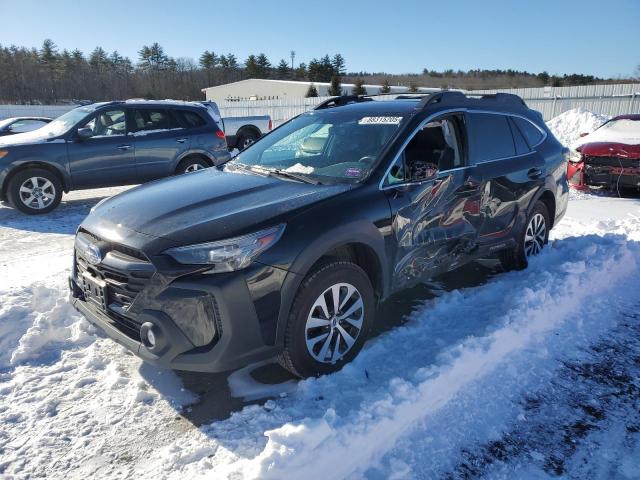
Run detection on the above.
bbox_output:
[546,107,610,148]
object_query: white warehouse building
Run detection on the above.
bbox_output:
[202,79,438,102]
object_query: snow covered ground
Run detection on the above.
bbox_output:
[2,110,640,479]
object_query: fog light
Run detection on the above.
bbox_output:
[146,328,156,347]
[140,322,159,350]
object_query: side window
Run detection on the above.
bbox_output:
[386,115,464,185]
[176,110,207,128]
[132,109,179,132]
[508,117,530,155]
[512,117,544,148]
[80,109,126,136]
[9,119,48,133]
[467,113,516,164]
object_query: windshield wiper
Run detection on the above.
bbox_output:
[226,163,321,185]
[268,169,321,185]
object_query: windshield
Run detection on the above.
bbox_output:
[228,110,405,183]
[36,107,95,137]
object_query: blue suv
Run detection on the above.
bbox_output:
[0,100,230,214]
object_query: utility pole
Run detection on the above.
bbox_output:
[290,50,295,71]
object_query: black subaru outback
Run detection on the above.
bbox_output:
[69,92,569,378]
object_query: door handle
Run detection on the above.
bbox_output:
[176,138,187,143]
[528,167,543,179]
[117,144,132,151]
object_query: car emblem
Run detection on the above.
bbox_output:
[84,242,103,265]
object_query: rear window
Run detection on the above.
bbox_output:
[132,109,180,132]
[467,113,516,163]
[513,117,544,148]
[176,110,207,128]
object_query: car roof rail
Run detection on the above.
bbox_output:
[416,91,526,110]
[314,95,373,110]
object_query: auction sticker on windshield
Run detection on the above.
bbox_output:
[358,116,403,125]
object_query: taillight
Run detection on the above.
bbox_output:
[268,119,272,131]
[216,130,225,140]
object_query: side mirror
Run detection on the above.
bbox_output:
[410,161,439,182]
[76,127,94,140]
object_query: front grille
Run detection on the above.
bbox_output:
[75,232,155,341]
[585,156,640,169]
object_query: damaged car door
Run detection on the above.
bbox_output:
[383,113,483,290]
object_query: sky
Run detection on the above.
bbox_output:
[0,0,638,78]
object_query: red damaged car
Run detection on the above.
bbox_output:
[568,114,640,192]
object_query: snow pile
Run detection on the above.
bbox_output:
[546,107,610,148]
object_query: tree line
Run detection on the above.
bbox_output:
[0,39,634,104]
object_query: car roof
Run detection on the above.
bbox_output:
[91,99,205,110]
[314,99,420,116]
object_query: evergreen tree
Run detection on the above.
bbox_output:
[245,54,260,78]
[256,53,271,78]
[277,59,290,79]
[332,54,346,76]
[40,39,58,66]
[328,75,342,96]
[305,83,318,97]
[380,78,391,94]
[295,62,307,80]
[352,78,367,95]
[89,47,109,70]
[199,50,218,69]
[138,43,170,71]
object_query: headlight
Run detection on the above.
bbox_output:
[165,224,285,272]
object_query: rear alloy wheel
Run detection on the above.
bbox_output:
[7,168,62,214]
[279,261,374,378]
[524,212,546,258]
[176,157,210,175]
[500,201,550,271]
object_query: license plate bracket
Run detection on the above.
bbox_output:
[81,271,108,312]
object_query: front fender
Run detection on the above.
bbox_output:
[272,220,388,346]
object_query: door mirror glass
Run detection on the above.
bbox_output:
[77,127,94,140]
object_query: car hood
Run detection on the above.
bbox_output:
[88,168,351,245]
[578,142,640,160]
[0,129,62,147]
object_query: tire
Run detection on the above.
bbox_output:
[7,168,63,214]
[278,261,375,378]
[175,157,210,175]
[500,200,550,271]
[236,130,259,151]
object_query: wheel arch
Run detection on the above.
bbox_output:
[235,125,261,146]
[274,221,388,346]
[1,161,68,201]
[174,151,215,173]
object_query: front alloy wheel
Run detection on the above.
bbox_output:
[279,261,374,378]
[305,283,364,364]
[7,168,63,214]
[19,176,56,210]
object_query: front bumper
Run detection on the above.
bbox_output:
[584,157,640,189]
[70,266,280,373]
